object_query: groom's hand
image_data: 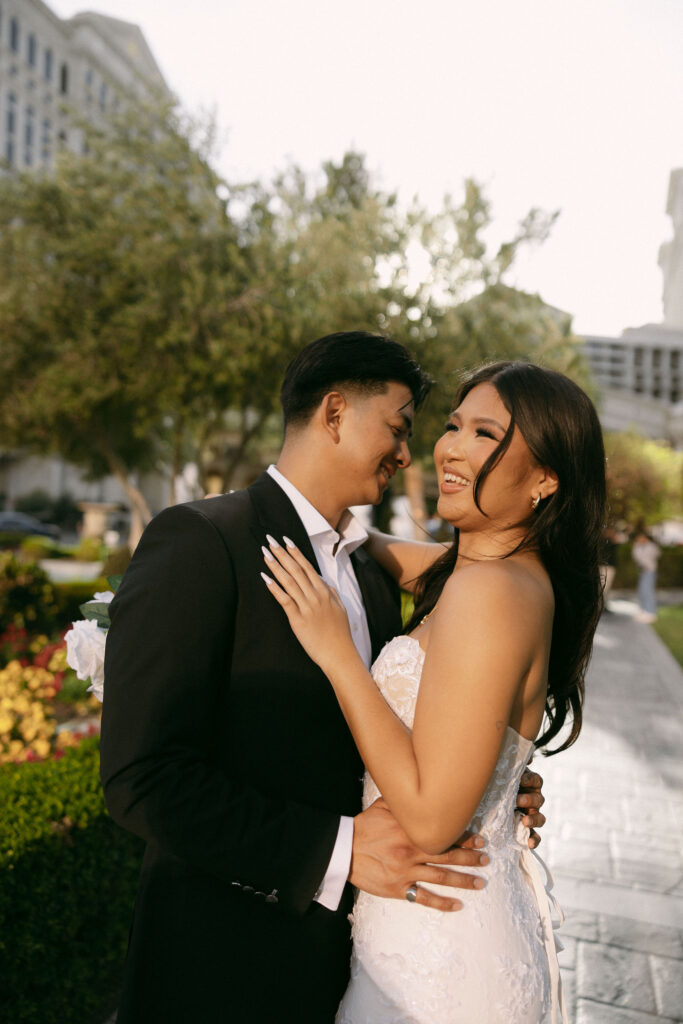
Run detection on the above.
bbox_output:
[349,799,488,913]
[515,769,546,849]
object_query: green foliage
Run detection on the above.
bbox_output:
[52,579,108,629]
[14,490,81,531]
[605,432,683,526]
[0,738,143,1024]
[101,545,132,578]
[0,554,58,634]
[613,542,683,589]
[19,535,63,560]
[653,605,683,667]
[0,95,586,500]
[73,536,105,562]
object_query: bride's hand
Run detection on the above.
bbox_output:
[261,536,356,673]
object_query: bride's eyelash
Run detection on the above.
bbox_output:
[444,422,457,432]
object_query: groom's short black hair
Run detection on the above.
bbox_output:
[280,331,432,429]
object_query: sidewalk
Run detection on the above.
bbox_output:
[538,596,683,1023]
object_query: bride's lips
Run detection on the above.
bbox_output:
[440,470,471,494]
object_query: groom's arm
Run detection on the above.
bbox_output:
[100,503,340,916]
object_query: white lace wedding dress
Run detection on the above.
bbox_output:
[336,635,567,1024]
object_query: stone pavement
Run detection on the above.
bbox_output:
[537,595,683,1023]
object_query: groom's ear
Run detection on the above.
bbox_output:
[319,391,347,444]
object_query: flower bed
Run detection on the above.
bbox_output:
[0,629,100,764]
[0,737,143,1024]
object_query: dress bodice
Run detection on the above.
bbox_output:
[366,635,536,847]
[335,633,566,1024]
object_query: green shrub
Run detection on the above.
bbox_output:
[15,490,81,532]
[102,545,131,578]
[0,532,23,551]
[19,535,69,561]
[0,738,143,1024]
[613,543,683,589]
[53,579,108,628]
[0,554,59,634]
[73,537,106,562]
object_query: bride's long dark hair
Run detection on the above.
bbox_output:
[405,361,607,754]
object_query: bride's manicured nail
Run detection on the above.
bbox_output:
[479,854,490,866]
[260,572,274,586]
[473,877,486,889]
[473,836,485,848]
[266,534,280,548]
[283,536,295,549]
[261,545,275,563]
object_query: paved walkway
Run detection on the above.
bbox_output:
[538,595,683,1023]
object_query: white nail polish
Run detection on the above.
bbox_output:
[261,545,275,562]
[266,534,280,548]
[283,536,295,548]
[260,572,274,585]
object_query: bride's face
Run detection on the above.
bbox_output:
[433,382,546,533]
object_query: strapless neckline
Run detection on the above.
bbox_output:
[378,633,538,749]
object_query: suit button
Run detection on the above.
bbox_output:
[243,885,254,893]
[265,890,279,904]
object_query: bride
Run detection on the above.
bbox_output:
[262,360,606,1023]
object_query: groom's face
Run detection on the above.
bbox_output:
[336,382,415,507]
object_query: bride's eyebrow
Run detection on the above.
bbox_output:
[450,410,506,432]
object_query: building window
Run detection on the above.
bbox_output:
[60,62,69,95]
[6,92,16,137]
[27,32,36,66]
[633,348,643,366]
[5,140,14,166]
[652,348,661,367]
[671,351,680,370]
[10,16,19,52]
[44,48,53,81]
[41,117,51,164]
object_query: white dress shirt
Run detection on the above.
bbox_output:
[267,465,371,910]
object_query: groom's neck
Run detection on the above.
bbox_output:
[275,448,350,531]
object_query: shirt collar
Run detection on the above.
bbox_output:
[266,465,368,553]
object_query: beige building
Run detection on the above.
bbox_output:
[0,0,169,171]
[581,169,683,449]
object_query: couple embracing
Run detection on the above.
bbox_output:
[101,331,606,1023]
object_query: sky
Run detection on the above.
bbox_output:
[51,0,683,336]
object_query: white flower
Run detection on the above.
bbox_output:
[91,590,115,604]
[65,618,107,702]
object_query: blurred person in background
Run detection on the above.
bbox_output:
[633,522,660,623]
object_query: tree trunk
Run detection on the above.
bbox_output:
[403,463,427,540]
[96,440,153,552]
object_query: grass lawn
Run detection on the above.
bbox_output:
[653,605,683,667]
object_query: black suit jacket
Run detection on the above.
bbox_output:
[100,473,402,1023]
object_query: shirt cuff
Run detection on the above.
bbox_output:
[313,815,354,911]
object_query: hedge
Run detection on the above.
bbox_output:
[0,738,143,1024]
[612,542,683,589]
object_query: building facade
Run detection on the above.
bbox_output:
[581,169,683,449]
[0,0,169,171]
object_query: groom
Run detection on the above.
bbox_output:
[101,331,545,1023]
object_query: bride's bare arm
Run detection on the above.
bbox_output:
[364,528,445,593]
[263,540,545,856]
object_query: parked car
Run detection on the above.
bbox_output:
[0,511,60,539]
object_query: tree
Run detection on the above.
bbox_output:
[604,432,683,527]
[0,102,252,544]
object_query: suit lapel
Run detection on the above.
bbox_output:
[351,546,402,661]
[248,471,401,662]
[247,471,321,573]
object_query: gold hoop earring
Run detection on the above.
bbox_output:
[531,494,541,510]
